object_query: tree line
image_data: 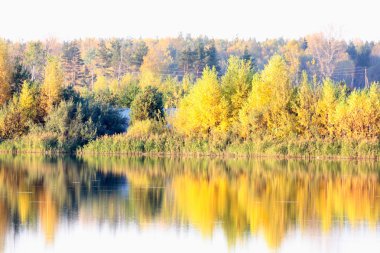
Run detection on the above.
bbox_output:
[1,34,380,155]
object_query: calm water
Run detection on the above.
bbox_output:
[1,155,380,252]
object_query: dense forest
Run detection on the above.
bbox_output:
[1,33,380,157]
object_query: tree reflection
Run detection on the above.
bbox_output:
[0,155,380,251]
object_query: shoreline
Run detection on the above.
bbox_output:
[0,149,378,161]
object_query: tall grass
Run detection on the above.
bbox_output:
[78,134,380,159]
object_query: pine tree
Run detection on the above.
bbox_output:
[205,40,219,72]
[193,39,206,77]
[62,42,84,86]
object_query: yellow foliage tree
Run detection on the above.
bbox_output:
[333,83,380,139]
[221,56,253,123]
[174,67,229,138]
[239,55,293,139]
[292,72,317,139]
[313,79,342,138]
[0,41,12,105]
[93,75,108,92]
[139,41,172,88]
[19,81,40,120]
[281,40,303,83]
[41,57,64,113]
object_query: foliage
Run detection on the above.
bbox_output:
[221,56,253,122]
[41,57,64,113]
[292,72,317,139]
[0,41,12,105]
[130,86,164,122]
[239,55,293,139]
[39,97,126,152]
[174,67,229,138]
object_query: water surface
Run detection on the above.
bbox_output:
[1,155,380,252]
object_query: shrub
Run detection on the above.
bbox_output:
[130,86,164,123]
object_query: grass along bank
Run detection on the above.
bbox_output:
[78,133,380,159]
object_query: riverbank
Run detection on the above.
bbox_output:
[77,137,380,159]
[0,133,379,160]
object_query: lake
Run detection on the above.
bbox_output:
[0,155,380,252]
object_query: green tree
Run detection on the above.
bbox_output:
[24,41,46,82]
[62,41,84,86]
[130,86,164,122]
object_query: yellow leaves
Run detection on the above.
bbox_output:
[174,67,229,138]
[238,55,293,139]
[139,40,172,88]
[173,51,380,142]
[0,40,12,105]
[221,56,253,123]
[41,57,64,113]
[139,70,161,88]
[332,83,380,140]
[281,40,302,82]
[293,72,317,139]
[314,79,339,137]
[93,75,108,92]
[19,81,40,120]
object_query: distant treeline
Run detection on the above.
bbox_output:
[2,32,380,91]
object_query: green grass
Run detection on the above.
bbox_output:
[77,134,380,159]
[1,131,380,159]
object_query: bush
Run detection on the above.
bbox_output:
[40,98,126,152]
[130,86,164,123]
[126,120,166,138]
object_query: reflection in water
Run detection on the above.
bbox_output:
[0,155,380,252]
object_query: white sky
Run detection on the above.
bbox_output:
[0,0,379,41]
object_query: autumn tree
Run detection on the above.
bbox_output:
[221,56,253,123]
[333,83,380,139]
[41,57,64,113]
[174,67,228,138]
[0,41,12,105]
[313,79,343,138]
[281,40,303,83]
[19,81,41,122]
[239,55,293,139]
[292,72,317,139]
[139,41,173,87]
